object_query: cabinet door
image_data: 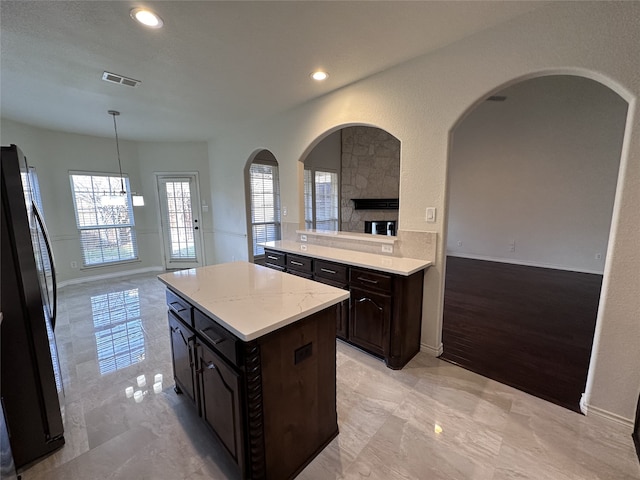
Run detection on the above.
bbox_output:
[314,276,348,339]
[169,313,196,404]
[197,343,244,467]
[349,287,391,357]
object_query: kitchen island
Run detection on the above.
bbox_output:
[158,262,349,479]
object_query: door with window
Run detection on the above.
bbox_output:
[156,174,204,269]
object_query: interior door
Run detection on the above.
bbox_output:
[156,174,204,269]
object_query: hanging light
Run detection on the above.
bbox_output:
[100,110,127,206]
[108,110,126,195]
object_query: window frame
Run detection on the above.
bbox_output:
[69,171,139,267]
[304,167,340,231]
[248,159,282,259]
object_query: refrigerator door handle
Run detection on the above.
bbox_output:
[32,202,57,329]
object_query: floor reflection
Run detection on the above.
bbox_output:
[90,289,145,375]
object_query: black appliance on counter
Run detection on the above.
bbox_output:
[364,220,396,236]
[1,144,65,470]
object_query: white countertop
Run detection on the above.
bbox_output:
[158,262,349,342]
[262,240,431,276]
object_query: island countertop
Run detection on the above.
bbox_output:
[158,261,349,341]
[262,240,431,276]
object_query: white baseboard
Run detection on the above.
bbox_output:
[58,266,164,288]
[421,342,443,357]
[580,394,634,431]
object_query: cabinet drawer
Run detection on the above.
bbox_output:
[287,254,312,273]
[350,267,393,292]
[314,260,348,284]
[288,270,314,280]
[264,249,286,268]
[194,309,240,367]
[166,289,193,327]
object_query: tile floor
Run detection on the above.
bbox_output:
[21,273,640,480]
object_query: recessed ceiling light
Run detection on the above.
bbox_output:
[311,71,329,81]
[130,8,164,28]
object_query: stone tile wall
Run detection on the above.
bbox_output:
[341,127,400,233]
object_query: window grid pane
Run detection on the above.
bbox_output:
[70,173,138,266]
[314,170,339,231]
[164,181,195,260]
[249,162,281,256]
[304,169,313,229]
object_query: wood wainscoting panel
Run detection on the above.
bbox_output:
[441,256,602,412]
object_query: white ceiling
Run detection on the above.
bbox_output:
[0,1,547,142]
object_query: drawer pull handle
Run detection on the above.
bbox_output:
[320,268,336,275]
[267,255,279,260]
[290,260,303,266]
[201,327,226,345]
[169,301,186,313]
[357,277,379,285]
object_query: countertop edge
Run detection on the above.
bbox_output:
[158,273,350,342]
[263,241,431,276]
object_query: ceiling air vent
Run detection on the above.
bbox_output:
[487,95,507,102]
[102,71,141,88]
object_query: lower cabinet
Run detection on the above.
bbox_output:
[196,341,244,465]
[168,312,196,404]
[166,288,339,479]
[349,287,391,358]
[264,248,425,369]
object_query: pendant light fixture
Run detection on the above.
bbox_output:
[108,110,126,195]
[102,110,144,207]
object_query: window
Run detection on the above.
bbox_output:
[70,173,138,266]
[249,161,281,257]
[21,166,44,216]
[304,168,339,231]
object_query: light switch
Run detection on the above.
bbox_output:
[426,207,436,223]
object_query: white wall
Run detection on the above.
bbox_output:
[1,119,212,283]
[208,2,640,424]
[447,75,627,273]
[303,130,341,170]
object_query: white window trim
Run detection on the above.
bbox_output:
[69,170,139,267]
[248,159,281,259]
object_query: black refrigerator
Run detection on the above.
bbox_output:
[1,144,65,470]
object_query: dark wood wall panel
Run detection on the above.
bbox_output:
[441,256,602,412]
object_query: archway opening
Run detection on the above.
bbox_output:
[300,125,401,236]
[442,74,628,412]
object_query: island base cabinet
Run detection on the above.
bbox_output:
[259,306,338,480]
[169,312,196,404]
[197,342,244,469]
[165,288,339,480]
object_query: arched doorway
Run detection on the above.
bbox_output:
[442,75,628,412]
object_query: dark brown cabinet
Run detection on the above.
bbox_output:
[165,286,338,479]
[196,341,244,465]
[169,312,196,404]
[349,287,391,358]
[263,248,425,369]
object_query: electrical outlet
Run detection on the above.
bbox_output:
[300,244,307,251]
[457,241,462,247]
[381,244,393,254]
[300,234,307,242]
[508,240,516,252]
[282,206,288,216]
[595,253,602,260]
[70,261,78,269]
